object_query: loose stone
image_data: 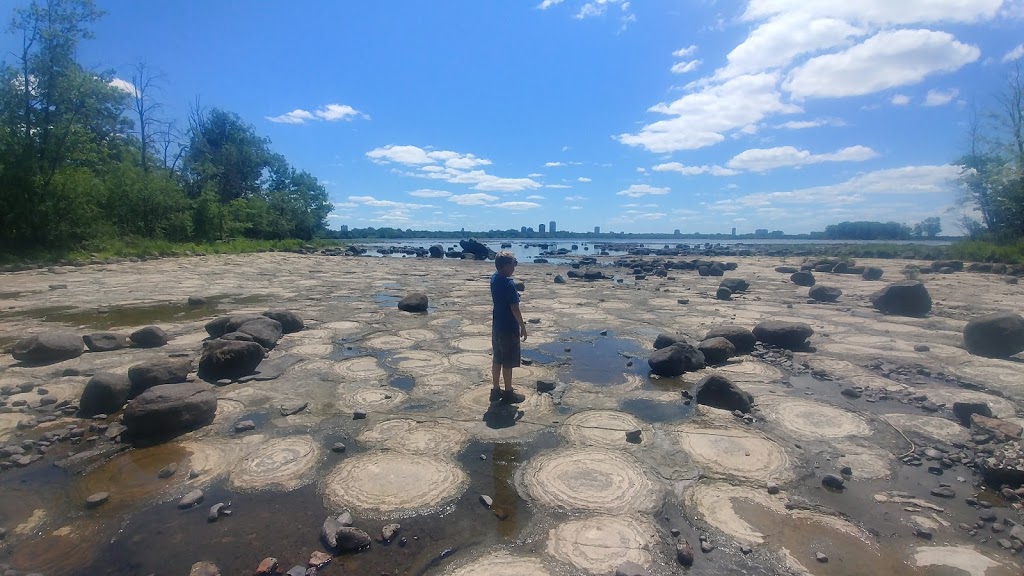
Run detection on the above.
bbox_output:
[233,420,256,432]
[816,552,829,563]
[208,502,227,522]
[821,474,845,489]
[255,557,278,575]
[308,551,331,568]
[158,462,178,479]
[700,540,715,553]
[331,442,347,453]
[930,486,955,499]
[480,494,493,507]
[676,540,695,566]
[914,526,933,540]
[767,481,780,495]
[381,523,401,542]
[353,410,367,420]
[178,489,204,509]
[85,492,110,508]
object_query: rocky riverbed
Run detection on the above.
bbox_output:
[0,252,1022,576]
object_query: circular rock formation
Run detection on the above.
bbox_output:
[517,448,658,514]
[445,551,552,576]
[388,350,449,374]
[230,436,320,491]
[963,311,1024,358]
[561,410,650,448]
[546,515,657,574]
[358,419,468,455]
[450,353,493,369]
[340,387,407,412]
[364,335,416,350]
[673,425,792,482]
[758,398,871,440]
[322,452,468,517]
[453,337,493,352]
[333,357,387,381]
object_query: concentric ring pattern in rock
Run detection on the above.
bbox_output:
[322,451,468,518]
[357,418,469,455]
[517,447,658,514]
[444,551,553,576]
[758,397,872,440]
[672,424,793,482]
[546,515,658,574]
[560,410,651,448]
[229,435,320,491]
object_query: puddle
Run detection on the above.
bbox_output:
[71,444,191,514]
[389,375,416,392]
[533,331,648,386]
[374,292,402,307]
[731,500,925,575]
[619,397,693,423]
[0,294,271,330]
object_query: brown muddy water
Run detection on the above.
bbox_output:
[1,253,1022,576]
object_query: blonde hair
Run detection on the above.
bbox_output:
[495,251,517,270]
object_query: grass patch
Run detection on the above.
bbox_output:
[0,238,344,266]
[948,240,1024,265]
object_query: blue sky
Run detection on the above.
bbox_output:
[7,0,1024,234]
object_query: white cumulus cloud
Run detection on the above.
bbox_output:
[267,103,366,124]
[408,189,452,198]
[891,94,911,105]
[924,88,960,106]
[617,184,670,197]
[671,60,702,74]
[448,193,498,206]
[1002,43,1024,62]
[673,45,698,58]
[726,145,878,171]
[109,77,138,96]
[783,29,980,99]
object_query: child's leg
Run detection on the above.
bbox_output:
[502,365,514,391]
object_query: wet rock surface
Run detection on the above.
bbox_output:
[1,252,1023,576]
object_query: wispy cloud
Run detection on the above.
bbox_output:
[924,88,959,106]
[267,103,367,124]
[616,184,670,197]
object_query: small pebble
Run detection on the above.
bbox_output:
[85,492,110,509]
[353,410,367,420]
[479,494,493,508]
[815,552,828,563]
[332,442,347,453]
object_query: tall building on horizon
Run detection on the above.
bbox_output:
[549,221,557,234]
[539,223,546,233]
[732,227,737,236]
[673,229,681,236]
[520,226,527,233]
[340,225,348,232]
[594,226,600,234]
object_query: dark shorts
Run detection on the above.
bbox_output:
[492,330,521,368]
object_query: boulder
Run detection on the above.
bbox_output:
[459,238,491,260]
[694,374,754,413]
[398,293,428,312]
[716,286,732,300]
[224,315,264,334]
[204,317,233,338]
[127,358,192,398]
[703,325,756,355]
[752,321,814,350]
[979,440,1024,487]
[972,414,1023,441]
[129,326,169,348]
[322,522,371,552]
[963,312,1024,358]
[648,343,705,377]
[791,271,815,286]
[952,401,992,427]
[198,340,265,382]
[862,267,884,281]
[123,383,217,440]
[775,266,799,274]
[708,265,725,277]
[83,332,128,352]
[554,274,566,284]
[237,317,284,350]
[220,332,255,342]
[698,337,736,365]
[428,244,443,258]
[11,332,84,365]
[653,333,688,350]
[583,270,607,280]
[719,278,749,293]
[870,281,932,317]
[261,309,304,334]
[80,372,131,417]
[809,285,842,303]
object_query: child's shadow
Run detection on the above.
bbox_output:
[483,402,523,430]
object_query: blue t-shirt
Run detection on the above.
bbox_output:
[490,272,521,334]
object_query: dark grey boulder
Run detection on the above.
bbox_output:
[952,401,992,427]
[11,332,84,365]
[648,343,705,377]
[459,238,491,260]
[963,312,1024,358]
[198,339,265,382]
[429,244,443,258]
[237,317,284,350]
[716,286,733,300]
[224,315,264,334]
[127,358,192,398]
[694,374,754,413]
[870,281,932,317]
[322,524,371,552]
[80,372,131,417]
[791,271,816,287]
[83,332,129,352]
[809,285,842,302]
[124,383,217,440]
[130,326,169,348]
[704,325,756,355]
[752,321,814,350]
[554,274,566,284]
[204,317,233,338]
[698,337,736,365]
[398,293,428,312]
[220,332,255,342]
[261,309,304,334]
[653,333,689,350]
[775,266,799,274]
[862,267,884,280]
[719,278,749,293]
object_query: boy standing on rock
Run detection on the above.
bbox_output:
[490,251,527,403]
